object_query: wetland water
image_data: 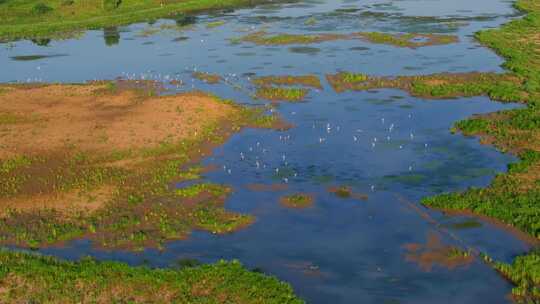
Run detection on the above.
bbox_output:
[0,0,530,303]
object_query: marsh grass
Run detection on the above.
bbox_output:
[0,250,304,303]
[252,75,322,89]
[0,87,284,251]
[255,86,308,102]
[280,193,314,209]
[192,71,222,84]
[240,31,458,48]
[357,32,458,48]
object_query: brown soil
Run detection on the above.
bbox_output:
[438,209,540,247]
[279,193,315,209]
[327,186,369,201]
[246,183,289,192]
[0,82,247,215]
[403,230,474,272]
[0,83,235,159]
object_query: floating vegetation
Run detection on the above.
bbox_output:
[255,86,308,102]
[252,75,322,89]
[239,30,457,48]
[0,250,304,303]
[136,23,191,38]
[192,71,222,84]
[241,31,341,45]
[288,46,321,55]
[206,20,226,29]
[403,231,474,271]
[328,186,368,200]
[357,32,458,48]
[280,193,315,209]
[10,54,68,61]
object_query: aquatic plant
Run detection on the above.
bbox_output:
[252,75,322,89]
[206,20,226,29]
[255,86,308,102]
[357,32,458,48]
[280,193,314,209]
[239,31,457,48]
[192,71,222,84]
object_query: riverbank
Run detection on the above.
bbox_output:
[0,0,275,41]
[0,249,304,303]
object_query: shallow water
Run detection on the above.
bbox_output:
[1,0,530,303]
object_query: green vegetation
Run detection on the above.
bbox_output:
[241,31,336,45]
[255,86,308,102]
[252,75,322,89]
[357,32,458,48]
[326,71,523,98]
[0,250,304,303]
[419,0,540,301]
[483,251,540,304]
[280,193,314,209]
[0,87,284,251]
[340,72,369,84]
[240,31,457,48]
[192,71,222,84]
[324,1,540,299]
[0,0,272,41]
[206,20,226,29]
[329,186,352,198]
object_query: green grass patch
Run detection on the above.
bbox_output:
[255,86,308,102]
[280,193,314,209]
[0,250,304,303]
[0,0,273,41]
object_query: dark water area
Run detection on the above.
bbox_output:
[1,0,530,303]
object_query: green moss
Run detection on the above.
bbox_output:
[0,250,304,303]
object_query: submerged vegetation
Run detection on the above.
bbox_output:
[0,0,273,41]
[0,250,304,303]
